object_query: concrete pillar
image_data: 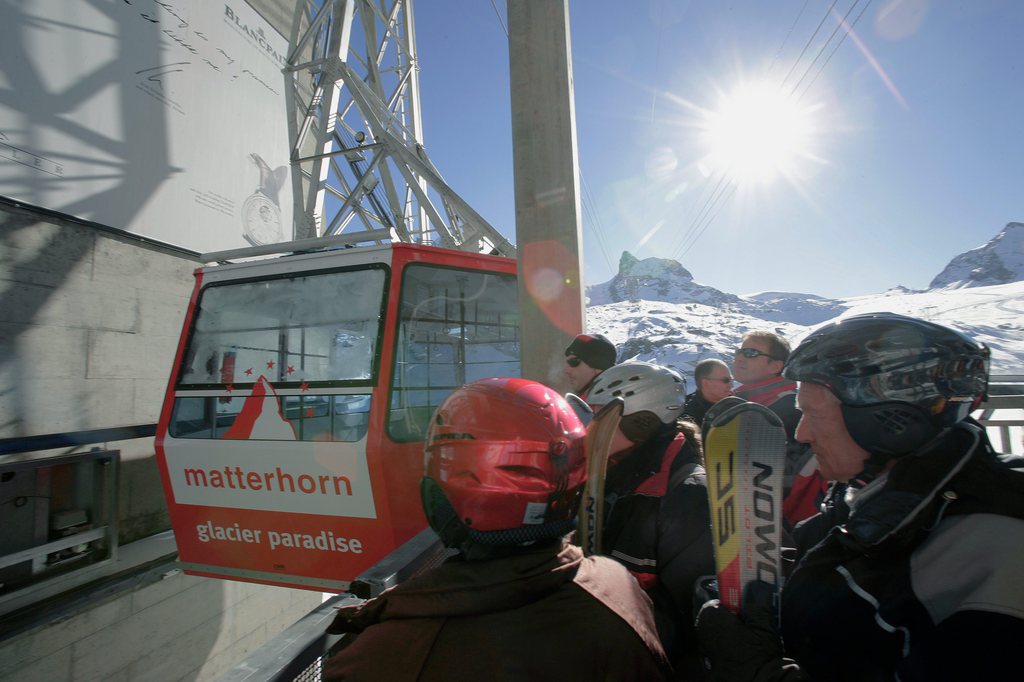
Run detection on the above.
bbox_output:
[507,0,585,389]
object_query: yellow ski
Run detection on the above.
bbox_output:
[577,398,624,556]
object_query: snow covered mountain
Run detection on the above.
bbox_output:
[585,225,1024,380]
[586,252,847,326]
[586,251,741,307]
[929,223,1024,289]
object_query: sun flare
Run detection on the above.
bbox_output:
[702,81,818,184]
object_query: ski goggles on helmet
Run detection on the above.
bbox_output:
[784,316,990,411]
[619,411,663,443]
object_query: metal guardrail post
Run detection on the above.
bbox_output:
[214,592,362,682]
[348,527,450,599]
[978,375,1024,454]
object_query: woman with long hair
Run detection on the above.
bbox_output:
[586,361,715,679]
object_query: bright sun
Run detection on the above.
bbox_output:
[701,80,818,185]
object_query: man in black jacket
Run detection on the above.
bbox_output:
[586,361,715,679]
[696,313,1024,682]
[683,358,733,426]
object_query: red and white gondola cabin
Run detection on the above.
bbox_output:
[155,243,519,591]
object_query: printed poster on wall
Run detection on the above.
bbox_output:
[0,1,295,252]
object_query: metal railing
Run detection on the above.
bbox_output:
[0,423,157,456]
[216,528,453,682]
[978,374,1024,454]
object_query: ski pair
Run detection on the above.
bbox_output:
[570,396,624,556]
[702,398,786,615]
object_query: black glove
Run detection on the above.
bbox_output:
[696,581,803,682]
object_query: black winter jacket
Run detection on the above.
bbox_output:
[781,421,1024,681]
[603,429,715,678]
[682,390,714,426]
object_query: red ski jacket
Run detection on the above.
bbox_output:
[737,376,827,529]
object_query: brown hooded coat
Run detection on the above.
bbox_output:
[324,541,670,681]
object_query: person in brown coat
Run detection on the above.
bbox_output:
[324,378,670,681]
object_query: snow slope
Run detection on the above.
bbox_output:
[583,224,1023,453]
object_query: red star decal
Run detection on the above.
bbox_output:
[287,365,295,375]
[305,408,314,418]
[244,368,253,376]
[225,384,234,392]
[300,382,310,392]
[266,360,275,369]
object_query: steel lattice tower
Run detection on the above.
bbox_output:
[281,0,514,255]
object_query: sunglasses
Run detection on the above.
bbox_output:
[734,347,780,361]
[565,356,583,368]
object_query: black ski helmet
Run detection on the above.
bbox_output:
[784,313,989,461]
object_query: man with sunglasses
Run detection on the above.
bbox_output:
[564,332,617,397]
[733,331,825,529]
[682,358,733,426]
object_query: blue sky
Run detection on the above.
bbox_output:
[413,1,1023,299]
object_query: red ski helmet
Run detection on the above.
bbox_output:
[422,377,587,548]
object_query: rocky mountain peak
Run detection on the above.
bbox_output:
[617,250,694,280]
[929,222,1024,289]
[586,251,740,306]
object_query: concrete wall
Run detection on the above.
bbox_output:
[0,560,322,681]
[0,206,192,434]
[1,203,194,543]
[0,203,322,679]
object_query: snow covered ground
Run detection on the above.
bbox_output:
[588,279,1024,375]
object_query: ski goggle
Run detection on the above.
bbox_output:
[619,411,662,443]
[735,347,781,361]
[564,393,594,426]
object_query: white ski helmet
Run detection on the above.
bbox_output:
[586,361,687,442]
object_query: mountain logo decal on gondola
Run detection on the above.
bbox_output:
[222,375,298,441]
